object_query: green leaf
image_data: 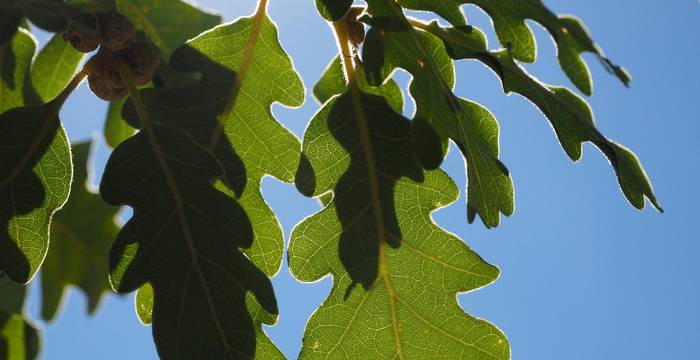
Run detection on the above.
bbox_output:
[362,8,514,227]
[290,91,509,359]
[0,0,100,45]
[103,98,135,148]
[0,277,40,360]
[314,0,353,21]
[1,28,72,284]
[101,123,280,359]
[30,33,83,102]
[116,0,222,57]
[314,56,404,114]
[40,140,118,321]
[0,28,37,113]
[422,22,661,211]
[135,282,153,325]
[102,10,302,357]
[395,0,630,95]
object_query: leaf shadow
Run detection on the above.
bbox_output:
[106,44,278,359]
[0,68,56,284]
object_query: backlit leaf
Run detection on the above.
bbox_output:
[363,5,514,227]
[0,28,72,284]
[395,0,630,94]
[41,140,118,321]
[291,91,509,359]
[423,22,661,211]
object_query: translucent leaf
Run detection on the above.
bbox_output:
[362,6,514,228]
[41,140,119,321]
[0,28,73,284]
[423,22,661,211]
[291,91,509,359]
[396,0,630,94]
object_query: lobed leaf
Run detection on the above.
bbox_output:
[396,0,630,95]
[0,28,74,284]
[423,22,661,211]
[41,140,118,321]
[363,4,514,228]
[103,10,303,358]
[291,91,509,359]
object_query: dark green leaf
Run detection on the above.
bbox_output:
[41,140,118,321]
[101,123,280,359]
[423,22,661,211]
[314,0,353,21]
[0,277,40,360]
[291,91,509,359]
[363,6,514,227]
[395,0,630,94]
[1,29,72,284]
[102,10,302,357]
[0,0,99,45]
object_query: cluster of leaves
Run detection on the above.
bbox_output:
[0,0,660,359]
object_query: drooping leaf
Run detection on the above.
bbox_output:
[116,0,222,57]
[40,140,118,321]
[103,0,222,148]
[395,0,630,94]
[291,91,509,359]
[314,55,403,113]
[0,28,72,284]
[422,22,661,211]
[362,7,514,228]
[0,0,100,45]
[0,276,40,360]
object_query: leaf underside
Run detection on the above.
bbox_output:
[0,28,76,284]
[101,12,302,359]
[291,91,509,359]
[41,140,118,321]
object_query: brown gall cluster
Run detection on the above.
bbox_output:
[62,12,160,101]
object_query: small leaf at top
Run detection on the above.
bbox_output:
[116,0,222,57]
[291,91,509,359]
[395,0,630,95]
[0,0,99,45]
[40,140,119,321]
[314,0,353,21]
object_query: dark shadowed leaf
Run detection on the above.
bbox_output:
[0,0,100,45]
[0,276,40,360]
[314,0,353,21]
[41,140,118,321]
[291,91,509,359]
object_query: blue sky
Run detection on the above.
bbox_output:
[25,0,699,359]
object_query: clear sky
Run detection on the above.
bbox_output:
[25,0,699,359]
